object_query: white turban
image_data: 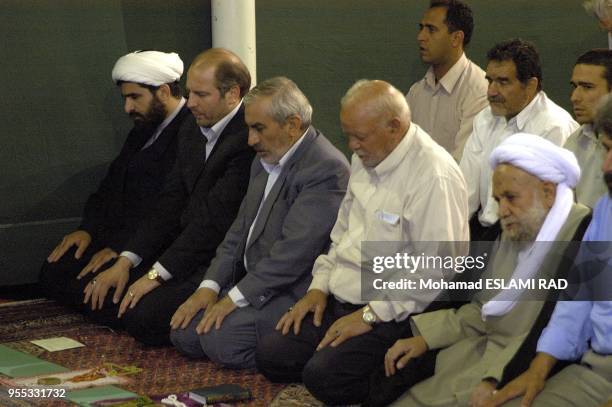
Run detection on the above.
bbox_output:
[111,50,183,86]
[482,133,581,319]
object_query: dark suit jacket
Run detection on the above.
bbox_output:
[79,104,190,251]
[204,126,351,309]
[124,105,254,280]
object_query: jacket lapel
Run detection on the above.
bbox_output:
[245,127,318,253]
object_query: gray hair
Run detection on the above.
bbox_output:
[594,94,612,138]
[243,77,312,129]
[584,0,612,19]
[340,79,411,122]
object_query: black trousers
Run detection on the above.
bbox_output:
[39,245,146,330]
[121,279,198,346]
[255,297,412,405]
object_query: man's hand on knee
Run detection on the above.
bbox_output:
[276,289,328,336]
[197,296,237,334]
[47,230,92,263]
[170,287,218,330]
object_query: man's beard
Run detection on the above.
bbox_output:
[605,171,612,196]
[130,96,167,131]
[501,197,549,242]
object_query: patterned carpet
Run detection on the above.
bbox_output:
[0,299,320,406]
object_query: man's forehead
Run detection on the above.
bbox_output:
[494,163,540,184]
[572,64,607,81]
[422,6,447,26]
[486,60,517,77]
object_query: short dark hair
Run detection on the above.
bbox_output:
[487,38,543,91]
[214,59,251,98]
[430,0,474,46]
[575,49,612,89]
[116,80,182,98]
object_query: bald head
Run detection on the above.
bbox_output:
[189,48,251,97]
[186,48,251,127]
[340,80,411,167]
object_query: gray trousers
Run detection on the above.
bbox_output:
[503,351,612,407]
[170,294,294,369]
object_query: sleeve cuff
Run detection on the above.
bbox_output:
[307,275,330,294]
[119,251,141,268]
[154,261,172,281]
[228,286,250,308]
[199,280,221,293]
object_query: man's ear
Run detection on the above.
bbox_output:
[224,84,241,105]
[525,77,539,96]
[284,114,303,137]
[155,84,171,102]
[541,181,556,209]
[450,30,464,49]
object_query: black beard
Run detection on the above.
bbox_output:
[604,171,612,196]
[131,96,167,131]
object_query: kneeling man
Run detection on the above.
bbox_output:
[169,77,350,369]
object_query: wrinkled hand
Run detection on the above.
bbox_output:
[79,248,118,277]
[469,380,498,407]
[275,289,328,336]
[384,336,428,377]
[82,256,131,310]
[317,307,372,350]
[170,288,218,330]
[47,230,92,263]
[197,296,237,334]
[117,274,160,318]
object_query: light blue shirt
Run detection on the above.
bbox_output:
[537,194,612,361]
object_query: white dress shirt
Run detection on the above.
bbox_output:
[201,130,308,307]
[407,53,488,161]
[460,91,578,226]
[308,123,469,322]
[120,102,243,274]
[564,124,608,208]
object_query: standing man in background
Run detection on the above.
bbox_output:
[407,0,488,161]
[564,49,612,208]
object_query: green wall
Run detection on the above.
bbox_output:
[0,0,605,285]
[256,0,603,153]
[0,0,211,285]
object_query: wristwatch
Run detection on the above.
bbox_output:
[147,267,165,284]
[362,304,377,325]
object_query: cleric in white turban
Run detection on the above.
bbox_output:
[111,50,184,86]
[482,133,581,318]
[381,134,593,407]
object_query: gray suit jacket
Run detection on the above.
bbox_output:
[203,126,350,309]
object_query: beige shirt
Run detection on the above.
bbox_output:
[564,125,608,208]
[308,123,469,322]
[407,53,488,161]
[460,91,578,226]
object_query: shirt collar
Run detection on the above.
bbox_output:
[581,123,598,140]
[513,91,544,130]
[260,128,308,174]
[424,53,468,93]
[368,124,415,178]
[199,100,242,142]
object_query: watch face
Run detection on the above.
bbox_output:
[363,309,375,324]
[148,269,158,280]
